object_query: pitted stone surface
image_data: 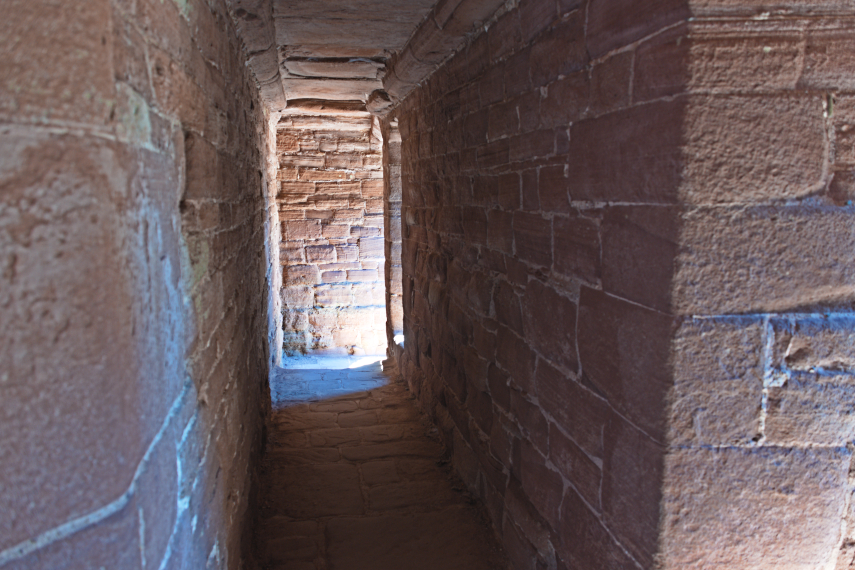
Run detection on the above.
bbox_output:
[256,362,509,570]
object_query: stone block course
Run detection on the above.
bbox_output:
[276,120,387,356]
[1,0,273,567]
[388,1,855,564]
[660,446,850,567]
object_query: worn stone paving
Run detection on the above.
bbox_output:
[256,362,509,570]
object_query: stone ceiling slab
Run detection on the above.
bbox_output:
[232,0,509,110]
[280,78,383,102]
[274,18,416,50]
[272,0,435,25]
[270,0,437,103]
[284,60,384,80]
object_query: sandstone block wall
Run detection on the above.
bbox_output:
[0,0,274,568]
[277,115,387,356]
[391,0,855,568]
[661,4,855,568]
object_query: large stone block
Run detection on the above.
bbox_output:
[578,287,675,441]
[2,504,142,570]
[681,94,825,203]
[799,27,855,91]
[766,374,855,446]
[284,265,321,286]
[601,205,679,313]
[588,51,633,117]
[674,205,855,314]
[769,315,855,375]
[496,326,537,394]
[0,135,145,550]
[513,211,552,268]
[487,209,514,254]
[549,423,601,509]
[587,0,689,58]
[510,390,548,455]
[669,317,764,446]
[0,0,114,124]
[306,245,336,264]
[488,8,523,63]
[522,279,578,371]
[535,359,608,462]
[601,414,666,568]
[660,446,850,568]
[516,440,563,530]
[567,99,685,204]
[558,487,639,570]
[281,286,314,309]
[553,211,600,285]
[540,71,589,129]
[316,285,352,307]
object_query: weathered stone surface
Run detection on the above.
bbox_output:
[681,95,826,203]
[268,464,364,517]
[764,317,855,446]
[1,0,272,568]
[285,60,384,80]
[259,365,508,568]
[276,123,387,356]
[669,318,764,446]
[602,415,666,567]
[578,287,674,441]
[325,508,505,570]
[660,447,850,567]
[567,99,685,204]
[674,205,855,315]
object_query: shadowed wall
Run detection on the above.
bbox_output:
[388,0,855,567]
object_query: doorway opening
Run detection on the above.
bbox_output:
[275,100,387,368]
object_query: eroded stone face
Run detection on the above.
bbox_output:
[233,0,439,106]
[277,113,387,356]
[258,364,509,569]
[386,1,855,570]
[0,0,273,568]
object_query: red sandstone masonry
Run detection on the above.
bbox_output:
[389,0,855,568]
[0,0,273,568]
[277,117,387,356]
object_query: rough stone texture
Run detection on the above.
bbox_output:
[257,363,510,569]
[387,0,855,568]
[8,0,855,569]
[382,120,405,357]
[0,0,274,568]
[277,113,387,356]
[235,0,441,107]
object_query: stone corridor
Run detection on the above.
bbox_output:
[257,362,508,569]
[5,0,855,568]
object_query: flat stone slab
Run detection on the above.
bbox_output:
[257,361,509,568]
[325,508,507,570]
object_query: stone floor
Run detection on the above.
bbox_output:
[256,361,510,570]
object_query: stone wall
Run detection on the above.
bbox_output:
[391,0,855,568]
[659,4,855,567]
[277,113,387,356]
[382,120,405,353]
[0,0,274,568]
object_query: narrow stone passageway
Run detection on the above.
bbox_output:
[256,362,509,570]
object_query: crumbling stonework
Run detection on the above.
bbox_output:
[277,109,387,356]
[388,0,855,568]
[0,0,275,568]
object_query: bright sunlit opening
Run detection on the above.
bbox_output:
[348,355,384,369]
